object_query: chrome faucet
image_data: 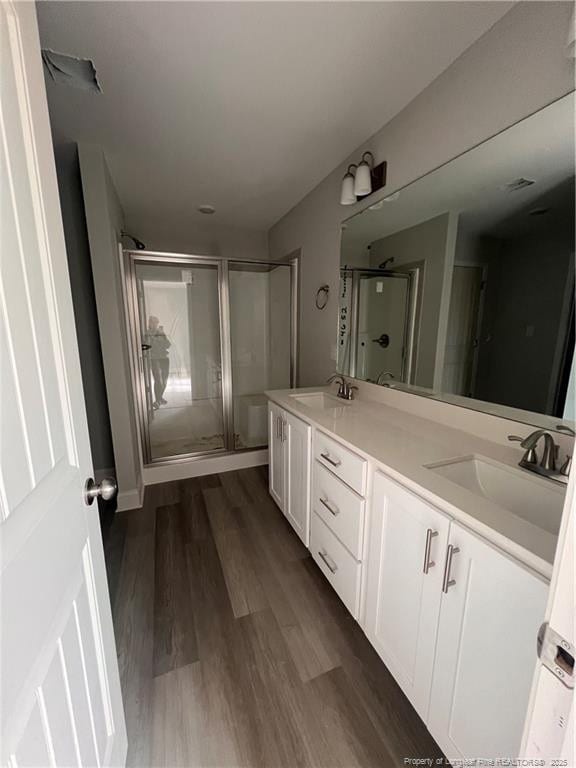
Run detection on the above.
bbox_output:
[376,370,395,386]
[508,428,572,484]
[327,374,358,401]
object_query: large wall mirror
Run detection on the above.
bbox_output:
[338,93,575,430]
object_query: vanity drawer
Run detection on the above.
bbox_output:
[313,461,365,559]
[310,512,362,618]
[314,431,367,495]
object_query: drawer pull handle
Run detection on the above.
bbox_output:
[318,549,338,574]
[423,528,438,574]
[319,497,340,516]
[442,544,460,593]
[320,451,341,468]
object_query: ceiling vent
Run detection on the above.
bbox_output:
[500,178,536,193]
[41,49,101,93]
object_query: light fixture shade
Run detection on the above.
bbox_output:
[354,152,373,196]
[340,165,357,205]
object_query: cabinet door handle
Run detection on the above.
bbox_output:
[318,549,338,574]
[281,419,287,442]
[320,451,341,468]
[276,415,281,439]
[423,528,438,574]
[442,544,460,593]
[319,497,340,516]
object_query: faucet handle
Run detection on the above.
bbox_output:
[508,435,538,465]
[560,454,572,477]
[346,385,358,400]
[557,426,574,477]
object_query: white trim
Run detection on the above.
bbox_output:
[143,448,268,486]
[116,486,143,513]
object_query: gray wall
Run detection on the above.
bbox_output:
[268,1,575,386]
[53,143,115,473]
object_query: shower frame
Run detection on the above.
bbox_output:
[123,249,299,466]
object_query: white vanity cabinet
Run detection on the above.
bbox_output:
[266,394,553,763]
[267,403,311,546]
[365,470,549,762]
[364,471,450,720]
[427,521,548,763]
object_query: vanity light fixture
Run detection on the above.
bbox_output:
[340,165,357,205]
[354,152,374,196]
[340,153,387,206]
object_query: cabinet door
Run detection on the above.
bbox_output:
[364,471,450,720]
[268,403,285,510]
[285,412,311,546]
[428,522,549,763]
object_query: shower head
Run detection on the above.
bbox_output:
[121,231,146,250]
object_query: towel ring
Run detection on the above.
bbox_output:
[315,285,329,310]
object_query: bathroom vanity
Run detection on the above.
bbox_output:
[265,387,566,763]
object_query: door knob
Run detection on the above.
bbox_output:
[84,477,118,505]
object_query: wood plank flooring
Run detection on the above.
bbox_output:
[103,466,443,767]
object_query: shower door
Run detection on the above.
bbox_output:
[125,252,295,464]
[130,258,227,461]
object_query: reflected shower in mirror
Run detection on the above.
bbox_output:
[339,93,575,429]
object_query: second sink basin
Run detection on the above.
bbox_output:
[426,455,565,535]
[289,392,350,411]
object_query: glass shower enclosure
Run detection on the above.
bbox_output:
[124,251,297,464]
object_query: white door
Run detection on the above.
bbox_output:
[428,521,548,763]
[1,2,127,766]
[268,403,285,509]
[521,470,574,762]
[285,412,311,546]
[363,472,450,720]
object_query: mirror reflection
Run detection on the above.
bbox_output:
[339,94,575,427]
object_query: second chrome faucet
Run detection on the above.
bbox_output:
[327,374,358,401]
[508,426,574,484]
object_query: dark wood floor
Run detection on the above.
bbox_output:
[103,466,443,767]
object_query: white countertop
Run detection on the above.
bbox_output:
[266,387,567,579]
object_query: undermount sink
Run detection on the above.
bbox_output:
[289,392,351,411]
[426,455,565,535]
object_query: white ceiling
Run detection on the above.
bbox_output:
[37,1,512,240]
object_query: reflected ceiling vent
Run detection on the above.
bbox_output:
[500,177,535,192]
[41,49,102,93]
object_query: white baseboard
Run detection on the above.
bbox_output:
[94,466,144,512]
[143,449,268,486]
